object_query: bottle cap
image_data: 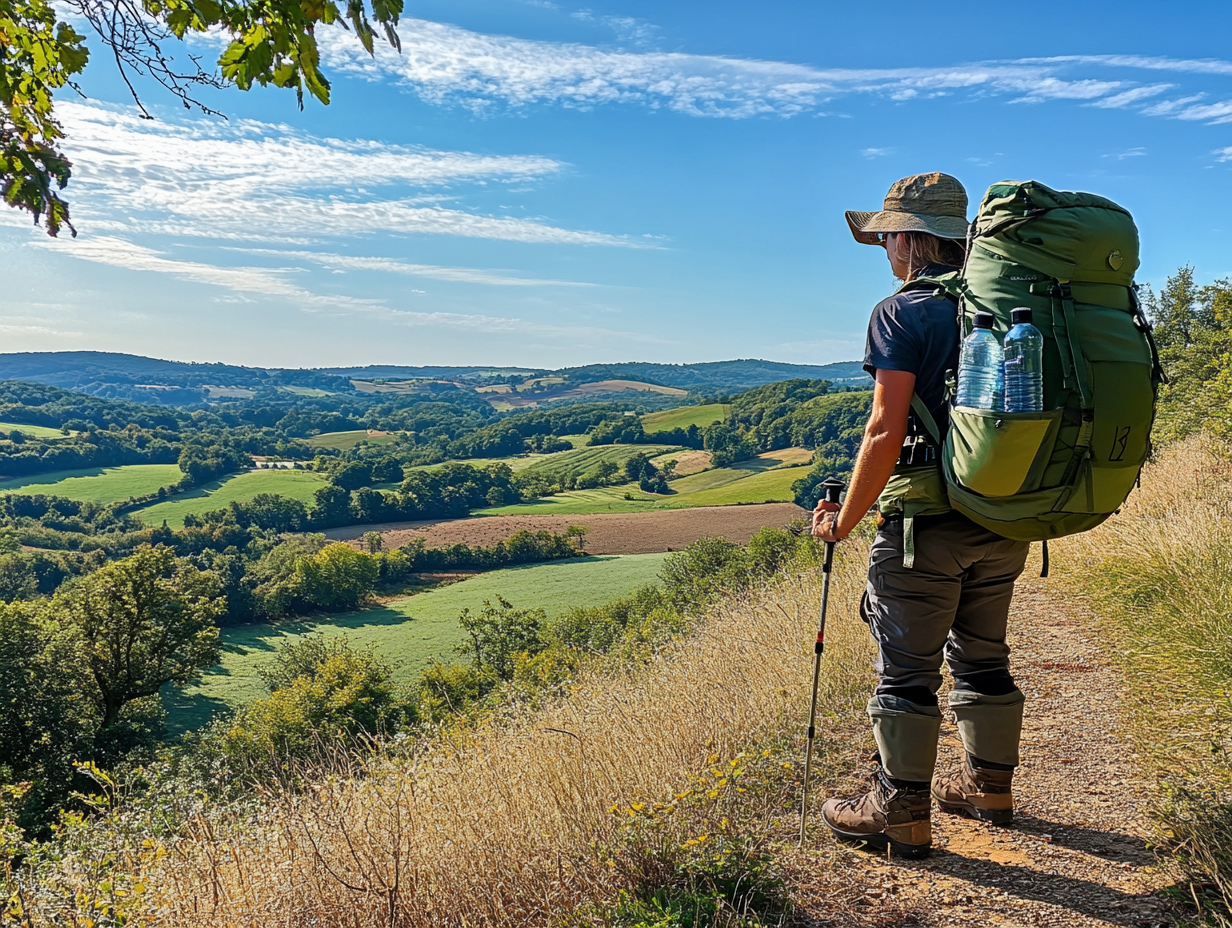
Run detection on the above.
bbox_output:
[972,311,995,329]
[1011,307,1033,325]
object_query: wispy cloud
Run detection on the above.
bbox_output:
[56,103,640,246]
[1216,147,1232,163]
[239,249,597,287]
[314,21,1232,126]
[572,10,660,48]
[1089,84,1173,108]
[34,235,382,308]
[28,235,659,343]
[861,147,891,159]
[1104,147,1147,159]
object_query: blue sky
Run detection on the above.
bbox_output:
[1,0,1230,369]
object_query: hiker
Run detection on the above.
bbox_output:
[811,172,1027,859]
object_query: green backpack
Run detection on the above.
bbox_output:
[905,180,1164,553]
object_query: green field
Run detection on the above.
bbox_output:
[305,430,398,451]
[670,466,806,507]
[485,451,813,517]
[0,421,72,439]
[642,403,730,433]
[133,469,327,528]
[279,386,335,397]
[0,464,185,503]
[414,441,676,475]
[164,553,668,733]
[516,443,680,477]
[483,448,812,516]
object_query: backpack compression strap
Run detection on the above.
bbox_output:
[894,394,947,568]
[913,391,1050,578]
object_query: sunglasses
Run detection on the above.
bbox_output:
[875,232,896,245]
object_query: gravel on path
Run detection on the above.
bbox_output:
[324,502,807,555]
[783,577,1180,927]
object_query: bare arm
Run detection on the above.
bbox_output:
[812,368,915,540]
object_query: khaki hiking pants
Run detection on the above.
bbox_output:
[861,511,1030,782]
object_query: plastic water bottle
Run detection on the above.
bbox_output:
[955,311,1005,410]
[1003,307,1044,412]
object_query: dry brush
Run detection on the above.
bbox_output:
[24,549,878,927]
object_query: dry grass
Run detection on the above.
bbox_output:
[1054,433,1232,921]
[1055,435,1232,778]
[47,551,876,927]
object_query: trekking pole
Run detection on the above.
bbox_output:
[799,476,846,847]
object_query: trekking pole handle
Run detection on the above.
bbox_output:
[820,477,846,575]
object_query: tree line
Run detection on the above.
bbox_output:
[0,524,590,835]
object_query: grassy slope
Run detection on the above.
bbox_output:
[141,553,875,927]
[413,443,678,475]
[641,404,730,433]
[0,464,185,502]
[306,430,397,451]
[0,421,71,439]
[667,466,805,507]
[482,448,812,516]
[164,553,668,733]
[133,470,326,528]
[516,444,680,478]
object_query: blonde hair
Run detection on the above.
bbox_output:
[898,231,966,281]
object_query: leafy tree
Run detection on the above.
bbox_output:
[293,542,378,611]
[624,451,649,481]
[587,417,647,446]
[703,421,756,467]
[310,483,353,527]
[1145,269,1232,443]
[363,531,384,554]
[248,533,327,618]
[178,444,250,483]
[332,461,373,491]
[230,492,308,532]
[52,544,223,728]
[456,596,545,681]
[201,549,258,626]
[0,601,97,833]
[2,0,404,234]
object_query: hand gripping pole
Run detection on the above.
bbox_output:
[799,476,846,847]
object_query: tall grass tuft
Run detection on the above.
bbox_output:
[1057,435,1232,922]
[10,547,877,927]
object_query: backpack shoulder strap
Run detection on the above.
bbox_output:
[896,271,962,302]
[909,393,942,445]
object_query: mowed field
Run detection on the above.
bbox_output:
[0,463,185,503]
[641,403,730,433]
[480,447,813,516]
[163,553,667,733]
[133,469,327,528]
[0,421,72,439]
[305,429,397,451]
[413,442,677,476]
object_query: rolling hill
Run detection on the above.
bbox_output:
[0,353,869,410]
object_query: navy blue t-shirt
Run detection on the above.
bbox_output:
[862,265,961,438]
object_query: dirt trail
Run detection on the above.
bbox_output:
[789,578,1179,928]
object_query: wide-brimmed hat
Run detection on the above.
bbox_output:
[845,172,969,245]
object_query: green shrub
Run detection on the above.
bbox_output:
[415,660,498,723]
[456,596,545,681]
[217,637,410,783]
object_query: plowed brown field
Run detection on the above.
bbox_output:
[325,502,807,555]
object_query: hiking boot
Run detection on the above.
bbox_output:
[932,755,1014,825]
[820,771,932,859]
